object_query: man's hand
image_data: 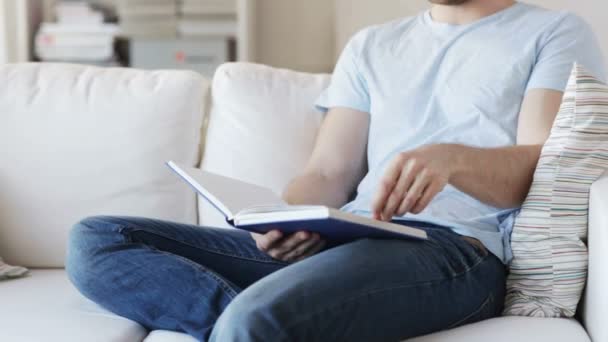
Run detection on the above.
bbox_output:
[372,144,456,221]
[252,230,326,262]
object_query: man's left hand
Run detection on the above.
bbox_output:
[372,144,458,221]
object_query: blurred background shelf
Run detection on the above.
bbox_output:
[5,0,333,73]
[15,0,255,77]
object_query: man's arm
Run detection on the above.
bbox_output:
[373,89,563,221]
[254,107,370,261]
[283,108,369,208]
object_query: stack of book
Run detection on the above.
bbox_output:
[116,0,178,38]
[178,0,238,37]
[35,2,119,64]
[55,2,104,25]
[181,0,237,16]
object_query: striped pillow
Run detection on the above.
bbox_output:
[504,63,608,317]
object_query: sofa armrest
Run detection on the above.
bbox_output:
[583,173,608,342]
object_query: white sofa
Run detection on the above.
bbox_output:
[0,62,606,342]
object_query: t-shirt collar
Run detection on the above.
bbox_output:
[422,2,523,34]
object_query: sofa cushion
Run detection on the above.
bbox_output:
[0,270,588,342]
[505,64,608,317]
[0,270,147,342]
[410,317,589,342]
[144,317,589,342]
[199,63,330,228]
[0,63,209,267]
[144,331,197,342]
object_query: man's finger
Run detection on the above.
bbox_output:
[372,154,408,219]
[372,185,391,220]
[294,240,327,263]
[383,159,419,219]
[269,231,310,259]
[411,181,443,214]
[256,230,283,251]
[382,192,402,221]
[372,178,397,220]
[397,169,430,215]
[282,234,321,261]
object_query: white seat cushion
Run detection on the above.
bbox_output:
[144,317,589,342]
[144,331,197,342]
[410,317,589,342]
[199,62,330,228]
[0,63,209,267]
[0,270,147,342]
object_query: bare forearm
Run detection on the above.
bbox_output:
[283,172,353,208]
[449,144,542,208]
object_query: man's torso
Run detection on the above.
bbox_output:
[316,2,606,263]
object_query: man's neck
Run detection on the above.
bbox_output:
[430,0,517,25]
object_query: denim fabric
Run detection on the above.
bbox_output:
[66,216,506,342]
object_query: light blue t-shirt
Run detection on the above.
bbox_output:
[316,3,606,264]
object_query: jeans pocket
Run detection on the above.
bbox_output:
[447,294,496,330]
[461,236,489,258]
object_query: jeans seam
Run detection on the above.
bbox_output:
[122,226,288,266]
[159,251,240,299]
[281,253,492,336]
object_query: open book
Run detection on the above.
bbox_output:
[167,161,428,243]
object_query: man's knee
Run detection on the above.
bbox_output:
[66,216,126,294]
[211,290,287,342]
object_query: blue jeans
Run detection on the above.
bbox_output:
[66,216,506,342]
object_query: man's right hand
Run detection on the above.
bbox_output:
[252,230,326,263]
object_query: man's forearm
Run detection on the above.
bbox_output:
[449,144,542,208]
[283,172,353,209]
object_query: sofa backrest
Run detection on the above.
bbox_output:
[0,63,208,268]
[199,63,330,228]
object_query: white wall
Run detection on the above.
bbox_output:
[252,0,335,73]
[334,0,608,68]
[237,0,256,62]
[0,0,39,63]
[334,0,427,57]
[3,0,21,62]
[0,1,7,63]
[0,0,18,63]
[525,0,608,64]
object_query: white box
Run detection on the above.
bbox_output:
[130,38,229,77]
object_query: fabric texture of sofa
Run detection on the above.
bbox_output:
[0,62,606,342]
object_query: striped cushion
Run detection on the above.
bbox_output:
[504,63,608,317]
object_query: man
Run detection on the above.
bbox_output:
[67,0,606,341]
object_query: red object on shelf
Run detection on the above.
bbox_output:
[175,51,186,63]
[41,35,55,45]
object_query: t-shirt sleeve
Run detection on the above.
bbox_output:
[526,14,607,92]
[315,30,371,114]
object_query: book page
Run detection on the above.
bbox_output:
[236,205,326,216]
[167,162,285,218]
